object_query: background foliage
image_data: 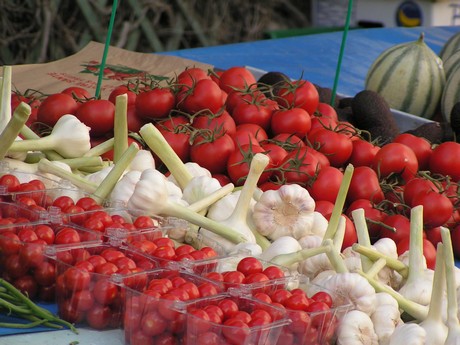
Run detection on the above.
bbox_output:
[0,0,311,65]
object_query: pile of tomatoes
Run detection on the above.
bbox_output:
[11,65,460,265]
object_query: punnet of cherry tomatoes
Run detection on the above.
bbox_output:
[3,63,460,343]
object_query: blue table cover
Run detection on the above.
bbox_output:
[160,26,460,97]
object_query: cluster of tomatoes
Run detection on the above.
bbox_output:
[55,244,160,330]
[123,270,224,345]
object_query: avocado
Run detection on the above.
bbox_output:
[257,71,290,98]
[351,90,400,143]
[406,121,454,144]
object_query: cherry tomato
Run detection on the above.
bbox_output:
[86,304,112,330]
[236,257,263,276]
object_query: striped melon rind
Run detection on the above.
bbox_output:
[443,49,460,80]
[440,31,460,62]
[441,62,460,123]
[365,34,445,119]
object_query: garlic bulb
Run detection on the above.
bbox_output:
[388,323,426,345]
[337,310,379,345]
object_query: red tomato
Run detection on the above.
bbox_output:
[75,99,115,137]
[270,108,312,138]
[135,87,175,120]
[346,199,385,239]
[231,127,261,148]
[310,115,338,133]
[61,87,91,100]
[226,144,272,186]
[236,123,268,142]
[271,133,306,150]
[348,139,380,167]
[86,304,112,330]
[311,291,333,308]
[219,66,257,94]
[403,177,437,207]
[429,141,460,181]
[55,227,80,244]
[226,89,265,113]
[393,133,432,171]
[276,147,319,185]
[276,79,319,115]
[308,166,343,204]
[108,85,137,106]
[236,257,264,276]
[411,191,453,228]
[347,166,384,204]
[372,142,419,183]
[176,67,211,89]
[37,93,78,126]
[396,237,437,269]
[190,132,235,174]
[0,174,21,192]
[308,127,353,168]
[192,111,237,137]
[315,102,339,121]
[231,102,274,131]
[425,226,442,247]
[157,125,191,163]
[260,142,288,168]
[378,214,411,244]
[179,79,224,114]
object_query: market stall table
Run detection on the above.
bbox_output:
[1,25,460,344]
